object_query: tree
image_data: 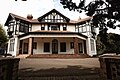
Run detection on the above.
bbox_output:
[96,35,106,55]
[60,0,120,32]
[0,24,7,48]
[96,33,120,54]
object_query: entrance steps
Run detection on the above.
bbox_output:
[16,54,29,58]
[27,54,90,58]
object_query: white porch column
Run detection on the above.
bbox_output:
[86,38,91,56]
[7,40,10,54]
[28,37,33,55]
[94,39,97,55]
[14,37,18,56]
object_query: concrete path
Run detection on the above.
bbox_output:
[18,58,101,80]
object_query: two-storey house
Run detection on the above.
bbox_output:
[5,9,97,57]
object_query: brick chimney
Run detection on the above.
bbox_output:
[27,14,33,20]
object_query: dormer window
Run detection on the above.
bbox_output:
[52,13,56,16]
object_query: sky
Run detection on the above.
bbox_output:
[0,0,86,24]
[0,0,120,34]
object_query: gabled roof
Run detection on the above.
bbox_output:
[4,9,92,26]
[77,17,92,25]
[37,9,70,22]
[4,13,39,26]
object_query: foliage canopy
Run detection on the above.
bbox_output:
[0,24,7,48]
[96,33,120,55]
[60,0,120,32]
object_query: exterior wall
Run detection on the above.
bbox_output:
[86,38,97,56]
[67,25,75,32]
[31,24,76,32]
[76,24,97,56]
[7,37,18,57]
[7,22,97,56]
[81,25,91,36]
[32,24,41,31]
[33,37,74,54]
[7,38,14,56]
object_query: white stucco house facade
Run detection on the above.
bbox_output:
[5,9,97,57]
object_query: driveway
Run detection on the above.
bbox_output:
[18,58,101,80]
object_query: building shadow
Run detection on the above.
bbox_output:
[18,65,101,80]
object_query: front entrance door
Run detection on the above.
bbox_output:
[23,43,28,54]
[52,39,58,54]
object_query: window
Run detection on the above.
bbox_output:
[41,27,45,30]
[49,25,60,31]
[44,43,50,52]
[9,39,15,51]
[24,26,29,33]
[82,26,87,32]
[33,42,37,49]
[8,22,14,32]
[70,42,74,49]
[19,23,24,32]
[78,25,87,32]
[63,24,67,31]
[60,42,66,52]
[63,27,66,31]
[51,25,59,30]
[91,39,95,51]
[41,24,45,30]
[91,26,95,33]
[19,22,29,33]
[78,43,83,53]
[52,39,58,53]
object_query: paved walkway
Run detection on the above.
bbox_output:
[18,58,101,80]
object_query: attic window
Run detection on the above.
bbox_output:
[52,13,56,16]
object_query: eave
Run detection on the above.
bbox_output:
[18,31,88,39]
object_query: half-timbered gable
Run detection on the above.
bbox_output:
[38,9,70,23]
